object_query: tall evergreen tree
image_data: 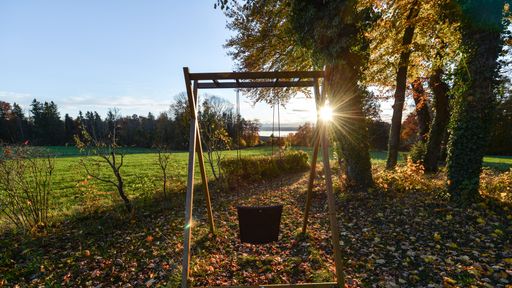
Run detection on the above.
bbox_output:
[30,99,44,144]
[0,101,12,142]
[43,101,65,145]
[64,114,76,145]
[11,103,26,142]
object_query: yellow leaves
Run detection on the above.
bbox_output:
[422,255,436,263]
[504,258,512,264]
[443,276,457,286]
[447,242,458,249]
[373,161,441,194]
[446,214,453,221]
[433,232,441,241]
[479,169,512,202]
[476,217,486,225]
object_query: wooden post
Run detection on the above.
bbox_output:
[302,79,323,234]
[193,81,216,235]
[320,119,345,287]
[182,68,197,288]
[302,137,320,234]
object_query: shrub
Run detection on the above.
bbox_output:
[373,159,445,196]
[479,168,512,203]
[0,146,55,233]
[220,150,309,186]
[408,141,427,164]
[75,125,133,213]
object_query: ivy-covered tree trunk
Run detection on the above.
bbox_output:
[410,77,431,142]
[287,0,374,191]
[326,63,373,191]
[424,68,450,172]
[386,0,421,169]
[446,0,505,202]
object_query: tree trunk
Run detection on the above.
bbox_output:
[206,150,219,181]
[115,170,132,212]
[325,63,373,191]
[446,1,504,203]
[386,0,421,169]
[424,69,449,172]
[410,78,431,142]
[440,130,449,164]
[163,173,167,199]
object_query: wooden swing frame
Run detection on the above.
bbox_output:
[182,67,344,288]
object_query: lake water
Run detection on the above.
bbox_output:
[259,130,297,137]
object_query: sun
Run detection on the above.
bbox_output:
[319,104,333,122]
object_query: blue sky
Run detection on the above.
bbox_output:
[0,0,319,125]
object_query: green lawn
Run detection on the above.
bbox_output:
[482,155,512,170]
[5,146,511,220]
[1,146,511,286]
[38,145,158,157]
[36,146,289,218]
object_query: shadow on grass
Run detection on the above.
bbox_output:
[0,180,222,286]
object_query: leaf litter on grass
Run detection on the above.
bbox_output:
[1,172,511,287]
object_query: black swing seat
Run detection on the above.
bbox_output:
[237,205,283,244]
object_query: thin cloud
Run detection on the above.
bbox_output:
[60,95,171,108]
[0,91,33,103]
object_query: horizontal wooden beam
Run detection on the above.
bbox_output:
[197,80,315,89]
[188,70,324,81]
[206,282,338,288]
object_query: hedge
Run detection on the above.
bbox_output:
[220,150,309,185]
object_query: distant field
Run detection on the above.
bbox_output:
[36,146,158,157]
[3,146,510,220]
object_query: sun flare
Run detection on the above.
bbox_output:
[319,104,333,122]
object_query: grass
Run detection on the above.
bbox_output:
[1,170,510,286]
[2,146,511,223]
[13,146,157,157]
[482,154,512,170]
[0,146,511,286]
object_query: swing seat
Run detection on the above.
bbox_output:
[237,205,283,244]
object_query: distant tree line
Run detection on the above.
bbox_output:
[1,94,510,154]
[0,93,261,150]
